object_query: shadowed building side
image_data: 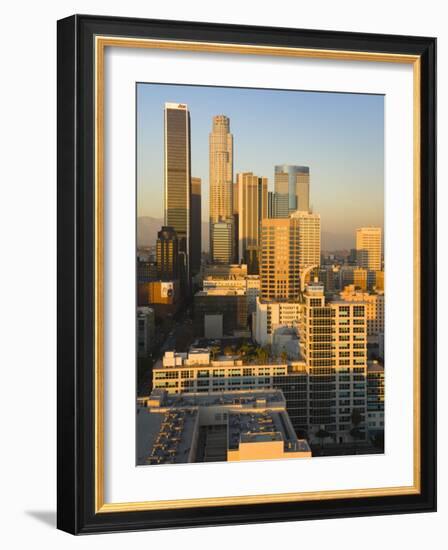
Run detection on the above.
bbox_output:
[164,102,191,288]
[190,177,202,274]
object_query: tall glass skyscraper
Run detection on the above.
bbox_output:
[274,164,310,213]
[164,102,191,284]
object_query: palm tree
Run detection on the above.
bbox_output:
[223,345,234,356]
[210,345,220,360]
[255,346,268,364]
[239,342,251,357]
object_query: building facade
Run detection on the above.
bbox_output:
[194,289,248,336]
[210,221,233,264]
[260,212,320,301]
[237,172,268,272]
[209,115,233,262]
[274,164,310,213]
[156,226,179,281]
[164,102,191,283]
[190,176,202,275]
[253,298,302,346]
[152,350,309,434]
[356,226,382,271]
[367,361,384,435]
[137,306,155,358]
[300,283,368,443]
[339,285,385,343]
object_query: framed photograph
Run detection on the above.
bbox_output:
[57,14,436,534]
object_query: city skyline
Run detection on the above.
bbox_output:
[137,83,384,250]
[137,84,385,465]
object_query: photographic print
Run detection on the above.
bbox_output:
[136,83,385,466]
[57,16,436,533]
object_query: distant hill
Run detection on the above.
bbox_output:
[137,216,209,251]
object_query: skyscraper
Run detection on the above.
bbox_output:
[190,177,202,274]
[233,180,239,263]
[164,102,191,283]
[356,227,382,271]
[156,226,179,281]
[290,210,321,275]
[209,115,233,262]
[274,165,310,213]
[237,172,268,273]
[260,219,299,301]
[260,212,320,301]
[211,221,233,264]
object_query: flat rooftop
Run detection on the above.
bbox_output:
[227,409,308,453]
[137,406,198,466]
[195,289,246,297]
[149,388,286,409]
[138,388,311,465]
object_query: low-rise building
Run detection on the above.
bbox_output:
[253,297,302,346]
[138,280,180,317]
[194,288,248,337]
[272,326,300,360]
[153,350,308,437]
[137,388,311,465]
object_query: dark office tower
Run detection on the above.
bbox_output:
[274,165,310,213]
[190,177,202,275]
[164,102,191,288]
[156,226,179,281]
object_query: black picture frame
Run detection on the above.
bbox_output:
[57,14,436,534]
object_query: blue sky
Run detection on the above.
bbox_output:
[137,83,384,250]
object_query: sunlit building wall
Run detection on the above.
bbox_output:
[209,115,233,261]
[237,172,268,272]
[356,226,382,271]
[300,283,368,444]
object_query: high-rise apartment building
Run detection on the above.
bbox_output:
[209,115,233,262]
[237,172,268,273]
[356,227,382,271]
[274,165,310,213]
[190,177,202,274]
[260,211,320,301]
[164,103,191,283]
[156,226,179,281]
[300,283,367,443]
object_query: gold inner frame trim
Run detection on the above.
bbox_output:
[94,35,421,513]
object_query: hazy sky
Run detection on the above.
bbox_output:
[137,83,384,250]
